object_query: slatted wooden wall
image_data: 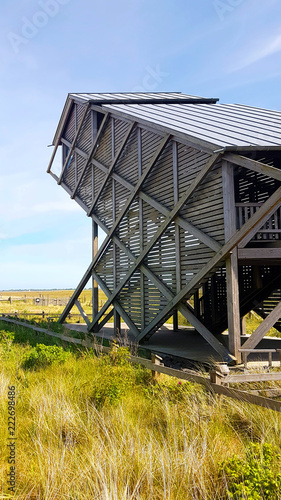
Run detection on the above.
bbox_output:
[53,99,281,346]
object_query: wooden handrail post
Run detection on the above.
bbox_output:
[210,370,223,385]
[151,354,163,380]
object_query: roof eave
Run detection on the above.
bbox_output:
[52,94,74,145]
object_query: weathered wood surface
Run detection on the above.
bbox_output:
[242,302,281,350]
[48,97,281,363]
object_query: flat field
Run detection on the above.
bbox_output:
[0,290,279,336]
[0,289,108,320]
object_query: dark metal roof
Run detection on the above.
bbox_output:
[70,92,219,105]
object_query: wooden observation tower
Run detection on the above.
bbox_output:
[47,93,281,364]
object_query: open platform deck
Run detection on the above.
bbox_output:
[64,322,281,367]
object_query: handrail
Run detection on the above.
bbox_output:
[235,203,281,241]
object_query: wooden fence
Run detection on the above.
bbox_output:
[0,295,73,306]
[1,317,281,413]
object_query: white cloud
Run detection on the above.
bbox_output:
[228,33,281,73]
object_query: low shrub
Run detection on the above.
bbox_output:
[0,329,15,342]
[220,442,281,499]
[22,344,71,369]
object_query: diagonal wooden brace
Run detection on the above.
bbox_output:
[59,133,171,323]
[135,186,281,342]
[88,152,222,330]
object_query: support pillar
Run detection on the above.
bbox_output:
[223,160,241,363]
[114,310,121,337]
[173,310,179,331]
[226,249,241,361]
[92,220,99,332]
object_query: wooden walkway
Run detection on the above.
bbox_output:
[64,322,281,366]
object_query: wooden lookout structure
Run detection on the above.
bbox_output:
[47,92,281,364]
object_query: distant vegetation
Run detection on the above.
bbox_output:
[0,289,280,337]
[1,320,281,499]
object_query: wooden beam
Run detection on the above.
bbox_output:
[92,221,99,331]
[210,383,281,412]
[60,173,223,353]
[222,160,241,362]
[49,171,59,182]
[238,248,281,260]
[91,271,139,337]
[242,301,281,350]
[88,152,222,331]
[225,250,241,361]
[59,133,171,323]
[46,140,60,174]
[58,102,91,186]
[61,138,88,159]
[173,140,181,331]
[97,308,114,330]
[87,121,136,216]
[225,372,281,383]
[140,192,221,252]
[74,300,90,327]
[47,98,74,173]
[114,310,121,335]
[71,113,109,198]
[91,156,222,252]
[135,186,281,342]
[178,304,231,361]
[225,152,281,182]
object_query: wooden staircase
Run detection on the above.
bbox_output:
[194,265,281,336]
[254,289,281,333]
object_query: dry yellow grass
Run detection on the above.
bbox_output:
[0,289,109,320]
[1,325,281,499]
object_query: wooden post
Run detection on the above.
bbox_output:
[210,370,223,385]
[222,160,241,363]
[92,220,99,331]
[151,353,162,380]
[277,349,281,368]
[173,141,181,334]
[173,311,179,332]
[114,310,121,336]
[269,351,273,368]
[241,316,247,336]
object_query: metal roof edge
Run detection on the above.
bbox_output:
[88,97,219,105]
[224,145,281,152]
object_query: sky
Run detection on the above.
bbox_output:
[1,0,281,290]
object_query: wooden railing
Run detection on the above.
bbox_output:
[2,316,281,412]
[236,203,281,241]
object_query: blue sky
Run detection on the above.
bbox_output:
[1,0,281,290]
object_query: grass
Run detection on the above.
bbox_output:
[0,289,111,323]
[1,322,281,498]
